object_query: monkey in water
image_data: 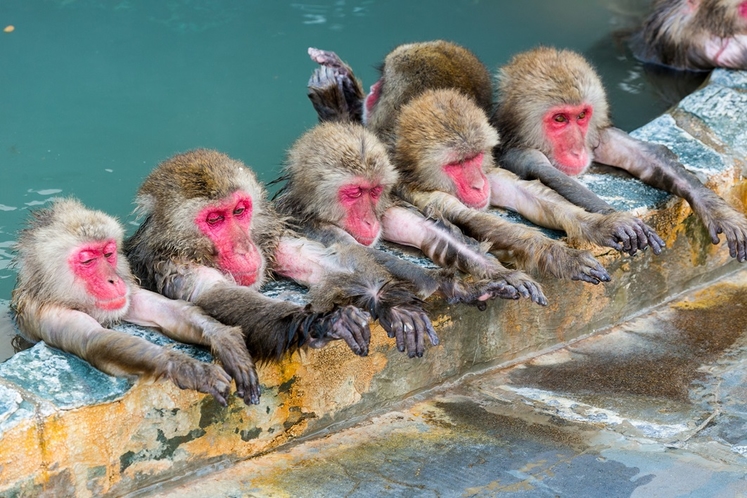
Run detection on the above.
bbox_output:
[274,121,548,307]
[494,46,747,262]
[11,198,256,406]
[631,0,747,71]
[125,149,443,359]
[307,43,663,283]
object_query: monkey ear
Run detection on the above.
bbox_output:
[133,193,156,218]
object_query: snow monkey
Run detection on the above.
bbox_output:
[307,42,663,283]
[273,121,548,308]
[494,46,747,262]
[124,149,443,359]
[631,0,747,71]
[11,198,254,406]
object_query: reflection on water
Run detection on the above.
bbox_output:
[0,0,689,361]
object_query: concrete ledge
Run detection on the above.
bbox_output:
[1,69,747,497]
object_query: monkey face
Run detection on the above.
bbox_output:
[542,104,594,176]
[338,180,384,246]
[441,153,491,209]
[194,190,266,287]
[68,238,130,313]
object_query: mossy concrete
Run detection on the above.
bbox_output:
[1,69,746,497]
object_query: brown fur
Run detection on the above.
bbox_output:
[494,47,610,160]
[128,149,282,292]
[11,198,252,406]
[278,122,398,228]
[394,88,499,194]
[366,40,494,145]
[13,198,133,325]
[632,0,747,70]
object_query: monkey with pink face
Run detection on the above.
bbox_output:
[274,121,548,309]
[307,43,664,284]
[11,198,256,406]
[125,149,446,359]
[494,46,747,262]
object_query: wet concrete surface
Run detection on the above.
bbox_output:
[139,269,747,498]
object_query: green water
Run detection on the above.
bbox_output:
[0,0,687,361]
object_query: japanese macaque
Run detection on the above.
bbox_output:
[494,46,747,262]
[274,121,547,307]
[307,42,663,283]
[11,198,255,406]
[124,149,441,359]
[631,0,747,71]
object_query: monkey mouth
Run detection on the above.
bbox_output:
[96,296,128,311]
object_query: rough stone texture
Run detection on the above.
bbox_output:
[1,69,746,497]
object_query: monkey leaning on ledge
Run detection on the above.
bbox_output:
[493,46,747,262]
[274,120,548,308]
[11,198,254,406]
[307,42,662,284]
[124,149,442,359]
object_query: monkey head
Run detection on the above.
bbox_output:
[134,149,268,289]
[393,88,499,210]
[495,47,611,176]
[364,40,494,135]
[14,198,132,324]
[284,122,398,247]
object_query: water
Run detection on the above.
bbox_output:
[0,0,691,361]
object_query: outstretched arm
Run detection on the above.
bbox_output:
[499,147,616,214]
[125,287,260,405]
[380,204,546,305]
[487,165,664,256]
[400,187,611,284]
[274,234,436,358]
[16,301,233,406]
[595,127,747,262]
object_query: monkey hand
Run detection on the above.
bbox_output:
[308,48,350,76]
[698,201,747,262]
[209,325,261,406]
[542,244,611,284]
[308,306,372,356]
[162,351,232,407]
[586,212,665,256]
[438,270,548,308]
[379,305,439,358]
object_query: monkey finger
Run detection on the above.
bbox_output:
[646,228,665,255]
[390,316,406,353]
[528,283,548,306]
[424,318,440,346]
[308,47,345,70]
[400,313,419,358]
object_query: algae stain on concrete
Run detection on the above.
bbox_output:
[510,278,747,404]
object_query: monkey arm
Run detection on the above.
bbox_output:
[595,127,747,262]
[499,147,616,214]
[307,48,365,123]
[17,301,233,406]
[486,166,664,256]
[380,204,547,305]
[274,235,438,357]
[124,287,260,405]
[400,187,611,284]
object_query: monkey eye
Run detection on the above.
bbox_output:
[233,206,245,216]
[370,186,383,199]
[349,188,363,199]
[577,111,586,120]
[206,212,225,225]
[103,252,114,259]
[81,258,95,266]
[554,114,567,123]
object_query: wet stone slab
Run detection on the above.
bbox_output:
[678,84,747,156]
[152,269,747,498]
